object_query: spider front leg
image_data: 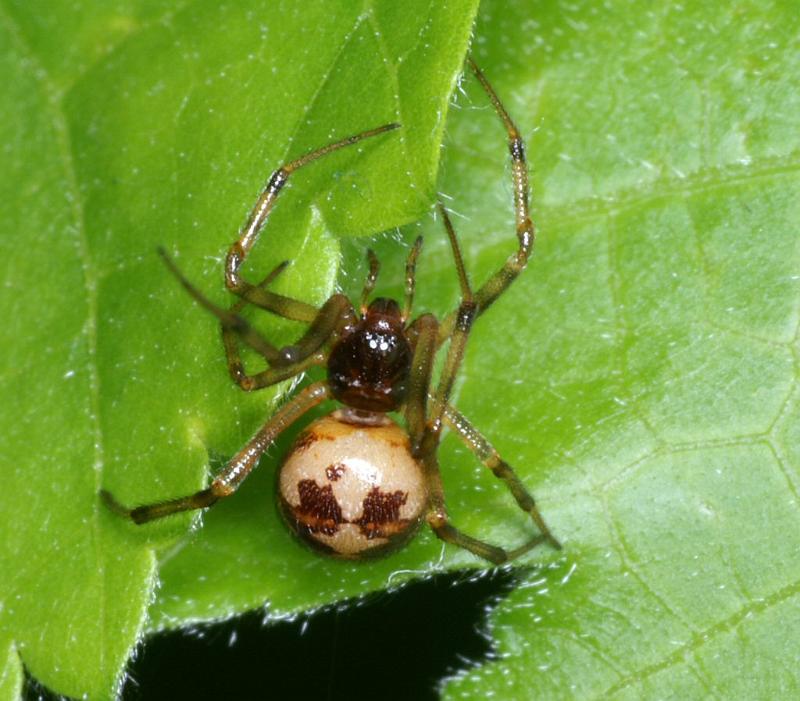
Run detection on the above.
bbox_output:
[101,382,330,523]
[225,123,400,320]
[438,59,535,344]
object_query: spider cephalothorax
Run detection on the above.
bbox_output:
[327,298,412,413]
[101,59,561,563]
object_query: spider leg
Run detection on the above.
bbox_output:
[159,248,284,364]
[427,205,475,436]
[359,249,380,313]
[100,382,330,523]
[410,387,514,562]
[160,249,354,391]
[223,260,297,385]
[402,236,424,323]
[404,313,438,452]
[228,259,291,314]
[270,293,355,368]
[411,209,550,563]
[440,401,561,549]
[438,59,534,344]
[419,414,548,564]
[226,293,355,391]
[428,511,547,564]
[225,123,400,320]
[405,207,469,444]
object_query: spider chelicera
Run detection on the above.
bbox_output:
[101,59,561,564]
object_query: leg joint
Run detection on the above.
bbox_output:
[456,301,477,331]
[238,376,256,392]
[509,137,526,162]
[488,456,511,479]
[225,244,244,291]
[266,168,290,193]
[210,481,235,499]
[427,511,448,530]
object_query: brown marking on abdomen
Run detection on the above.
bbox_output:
[353,487,409,539]
[293,480,344,535]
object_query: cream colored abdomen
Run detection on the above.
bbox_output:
[278,412,427,558]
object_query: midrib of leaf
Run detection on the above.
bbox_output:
[280,12,368,167]
[364,4,413,183]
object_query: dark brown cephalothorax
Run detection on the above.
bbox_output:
[327,298,412,413]
[100,58,561,564]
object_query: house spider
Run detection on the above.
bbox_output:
[101,59,561,564]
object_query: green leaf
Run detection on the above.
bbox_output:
[4,0,799,698]
[0,1,478,698]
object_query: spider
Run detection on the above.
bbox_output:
[101,59,561,564]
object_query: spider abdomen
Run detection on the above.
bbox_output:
[278,411,427,559]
